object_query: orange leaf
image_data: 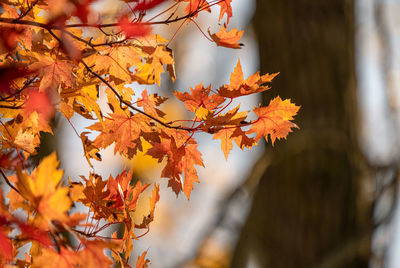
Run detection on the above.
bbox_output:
[147,138,204,199]
[137,89,166,118]
[86,45,141,83]
[136,251,150,268]
[213,127,255,160]
[182,0,211,17]
[209,24,243,49]
[106,169,149,212]
[248,97,300,144]
[218,0,233,23]
[29,54,75,91]
[174,83,224,114]
[88,112,158,159]
[218,60,279,98]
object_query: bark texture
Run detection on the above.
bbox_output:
[231,1,373,267]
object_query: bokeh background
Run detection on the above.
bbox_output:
[51,0,400,267]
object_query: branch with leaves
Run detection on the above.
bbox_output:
[0,0,299,266]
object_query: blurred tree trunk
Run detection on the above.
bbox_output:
[231,1,374,267]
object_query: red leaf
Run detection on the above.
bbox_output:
[18,223,53,247]
[73,0,97,24]
[0,228,13,261]
[0,66,29,95]
[118,16,151,38]
[134,0,166,11]
[24,90,55,120]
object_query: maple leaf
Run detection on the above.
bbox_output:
[212,127,255,160]
[134,45,175,86]
[24,90,55,120]
[202,105,248,130]
[78,173,112,220]
[106,169,149,213]
[118,16,152,37]
[147,138,204,199]
[0,65,30,95]
[136,183,160,229]
[60,74,104,121]
[0,112,52,155]
[136,251,150,268]
[218,0,233,23]
[32,240,117,268]
[174,83,225,116]
[209,24,243,49]
[134,0,166,11]
[88,112,159,159]
[0,25,32,53]
[180,0,211,17]
[248,96,300,144]
[80,132,101,168]
[29,53,75,91]
[72,0,97,24]
[137,89,166,118]
[218,60,279,98]
[86,45,141,84]
[0,227,13,262]
[15,153,72,229]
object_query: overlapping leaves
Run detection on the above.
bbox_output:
[0,0,298,267]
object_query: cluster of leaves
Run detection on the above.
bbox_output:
[0,0,299,266]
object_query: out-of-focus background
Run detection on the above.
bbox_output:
[54,0,400,267]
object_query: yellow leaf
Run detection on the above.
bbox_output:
[15,153,72,229]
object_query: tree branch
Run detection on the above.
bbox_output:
[0,168,21,195]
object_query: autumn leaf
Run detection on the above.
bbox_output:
[24,90,55,120]
[118,16,152,37]
[218,60,279,98]
[32,240,117,268]
[29,53,75,91]
[0,112,52,155]
[86,45,141,83]
[136,251,150,268]
[15,153,72,229]
[248,97,300,144]
[209,24,243,49]
[0,0,300,266]
[213,128,237,159]
[147,138,204,199]
[202,105,248,129]
[136,183,160,229]
[174,83,224,115]
[181,0,211,17]
[218,0,233,23]
[0,227,13,262]
[78,173,112,220]
[106,169,149,213]
[88,112,159,159]
[137,89,166,118]
[134,45,175,86]
[80,131,101,168]
[213,127,255,159]
[134,0,166,11]
[0,65,30,95]
[72,0,97,23]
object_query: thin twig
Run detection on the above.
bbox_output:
[0,168,21,195]
[80,59,195,131]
